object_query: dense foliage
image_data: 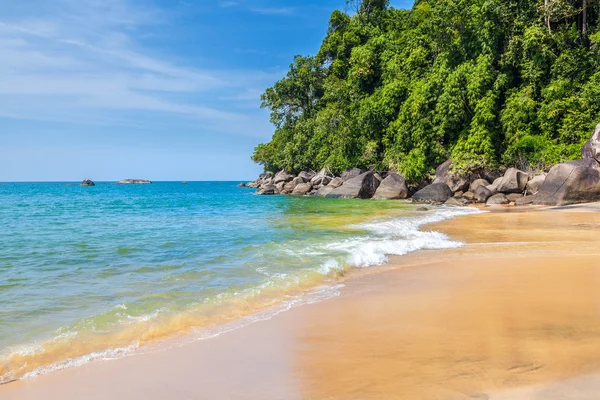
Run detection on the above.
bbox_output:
[253,0,600,183]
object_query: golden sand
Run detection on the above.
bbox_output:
[293,209,600,399]
[2,206,600,400]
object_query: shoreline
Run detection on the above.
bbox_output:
[3,204,600,399]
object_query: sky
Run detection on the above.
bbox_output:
[0,0,414,181]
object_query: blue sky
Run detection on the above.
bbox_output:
[0,0,413,181]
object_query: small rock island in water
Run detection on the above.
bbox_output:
[117,179,152,185]
[81,179,95,187]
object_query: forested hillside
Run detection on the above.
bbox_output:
[252,0,600,183]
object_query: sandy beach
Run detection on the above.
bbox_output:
[3,205,600,399]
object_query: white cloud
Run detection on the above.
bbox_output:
[0,0,277,137]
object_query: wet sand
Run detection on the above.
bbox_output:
[3,206,600,399]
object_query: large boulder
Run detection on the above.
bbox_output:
[486,177,503,193]
[326,171,380,199]
[412,183,454,203]
[533,162,600,205]
[582,123,600,162]
[310,168,333,186]
[328,177,344,188]
[275,181,286,193]
[283,180,297,194]
[292,182,313,195]
[486,193,509,206]
[525,174,546,195]
[496,168,528,194]
[432,160,468,193]
[316,185,335,197]
[340,168,363,182]
[81,179,95,187]
[257,184,278,195]
[445,196,470,207]
[372,173,409,200]
[298,171,315,182]
[474,186,494,203]
[469,179,490,193]
[273,170,295,184]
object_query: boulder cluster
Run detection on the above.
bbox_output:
[244,168,409,200]
[244,125,600,207]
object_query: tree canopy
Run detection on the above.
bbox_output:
[253,0,600,183]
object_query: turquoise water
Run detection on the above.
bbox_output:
[0,182,476,382]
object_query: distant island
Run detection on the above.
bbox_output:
[117,179,152,185]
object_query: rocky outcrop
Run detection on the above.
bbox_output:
[474,186,493,203]
[316,185,335,197]
[486,177,503,193]
[496,168,528,193]
[81,179,95,187]
[525,174,546,195]
[292,182,313,195]
[372,173,408,200]
[311,168,333,186]
[328,177,344,188]
[326,171,380,199]
[582,123,600,162]
[486,193,509,205]
[257,184,278,195]
[298,171,315,182]
[532,162,600,205]
[273,170,295,184]
[117,179,152,184]
[469,179,490,193]
[506,193,523,203]
[340,168,363,182]
[445,196,470,206]
[432,160,469,193]
[412,183,454,203]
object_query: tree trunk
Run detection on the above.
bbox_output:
[545,0,551,32]
[582,0,588,36]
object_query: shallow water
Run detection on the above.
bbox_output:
[0,182,476,382]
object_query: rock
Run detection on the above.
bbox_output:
[469,178,490,193]
[273,170,295,184]
[566,158,600,168]
[533,162,600,205]
[326,171,380,199]
[432,159,469,193]
[463,191,475,201]
[246,181,259,188]
[316,185,336,197]
[311,168,333,186]
[496,168,528,193]
[374,173,383,183]
[283,181,296,194]
[81,179,95,187]
[516,196,536,206]
[445,196,470,206]
[582,123,600,162]
[415,207,429,212]
[117,179,152,184]
[506,193,523,202]
[486,177,503,193]
[372,173,409,200]
[292,182,313,195]
[340,167,363,182]
[525,174,546,195]
[237,182,246,187]
[259,172,273,179]
[486,193,509,206]
[257,184,277,195]
[483,170,503,185]
[474,186,493,203]
[328,177,344,188]
[275,181,286,193]
[454,191,464,197]
[412,183,454,203]
[298,171,316,182]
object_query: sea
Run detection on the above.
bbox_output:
[0,181,478,383]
